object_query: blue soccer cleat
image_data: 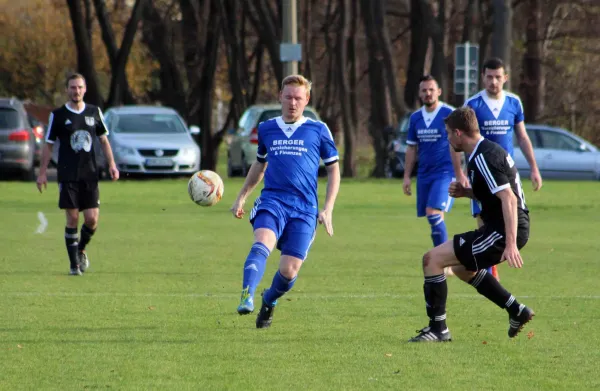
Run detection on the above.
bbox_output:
[237,287,254,315]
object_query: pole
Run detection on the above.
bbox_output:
[282,0,298,77]
[464,41,470,100]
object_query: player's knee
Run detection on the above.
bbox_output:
[85,216,98,229]
[65,211,79,227]
[279,257,302,279]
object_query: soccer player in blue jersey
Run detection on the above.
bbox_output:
[403,76,468,263]
[230,75,341,328]
[461,58,543,280]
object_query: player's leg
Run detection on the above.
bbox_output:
[425,176,454,247]
[77,181,101,272]
[454,227,534,338]
[408,240,461,342]
[476,212,498,279]
[257,218,315,328]
[59,182,82,275]
[237,209,279,315]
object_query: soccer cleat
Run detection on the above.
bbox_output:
[78,251,90,273]
[69,267,82,276]
[508,305,535,338]
[408,326,452,342]
[256,296,277,329]
[237,288,254,315]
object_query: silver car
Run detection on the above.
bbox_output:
[227,104,321,177]
[102,105,201,176]
[0,97,36,180]
[514,124,600,180]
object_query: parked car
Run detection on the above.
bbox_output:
[385,113,418,178]
[0,97,36,180]
[27,113,45,165]
[227,104,323,177]
[514,124,600,180]
[97,105,200,177]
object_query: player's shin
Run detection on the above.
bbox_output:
[242,242,270,296]
[65,227,79,269]
[468,269,521,315]
[423,274,448,331]
[263,270,297,305]
[78,224,95,252]
[427,214,447,247]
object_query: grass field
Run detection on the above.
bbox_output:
[0,176,599,390]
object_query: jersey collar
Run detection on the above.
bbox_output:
[481,91,505,119]
[65,103,86,114]
[468,137,485,162]
[275,116,307,138]
[420,103,444,128]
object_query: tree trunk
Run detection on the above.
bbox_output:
[520,0,543,122]
[405,0,429,109]
[66,0,103,107]
[92,0,136,105]
[247,0,283,86]
[431,0,447,100]
[105,0,146,107]
[491,0,512,88]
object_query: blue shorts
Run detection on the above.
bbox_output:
[250,198,317,261]
[416,176,455,217]
[471,199,482,216]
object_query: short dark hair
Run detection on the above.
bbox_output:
[419,75,437,84]
[444,107,480,137]
[65,73,86,88]
[482,57,505,73]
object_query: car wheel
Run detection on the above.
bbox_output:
[240,153,249,177]
[227,153,240,177]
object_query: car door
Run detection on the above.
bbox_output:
[229,109,254,168]
[513,127,542,179]
[538,129,597,180]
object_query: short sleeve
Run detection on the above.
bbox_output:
[319,122,339,165]
[473,152,510,194]
[406,116,417,145]
[45,112,56,144]
[97,107,109,136]
[256,124,267,163]
[514,97,525,123]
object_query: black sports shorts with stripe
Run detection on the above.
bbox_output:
[453,222,529,272]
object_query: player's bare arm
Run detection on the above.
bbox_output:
[98,135,119,181]
[448,181,474,199]
[402,145,417,196]
[450,146,468,187]
[496,188,523,268]
[36,143,54,193]
[230,161,267,219]
[514,121,542,191]
[319,161,340,237]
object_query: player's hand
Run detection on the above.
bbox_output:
[402,177,412,196]
[230,199,245,219]
[36,173,47,193]
[501,243,523,268]
[456,173,470,189]
[318,209,334,237]
[530,169,542,191]
[108,165,120,181]
[449,181,467,198]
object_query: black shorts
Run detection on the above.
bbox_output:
[59,181,100,211]
[453,224,529,272]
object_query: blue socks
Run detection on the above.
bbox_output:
[263,271,297,305]
[427,214,447,247]
[241,242,270,296]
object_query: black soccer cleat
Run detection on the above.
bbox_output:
[408,326,452,342]
[508,305,535,338]
[256,298,276,329]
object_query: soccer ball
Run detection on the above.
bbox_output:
[188,170,224,206]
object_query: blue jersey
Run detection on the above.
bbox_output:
[406,102,456,179]
[464,90,525,156]
[256,116,339,216]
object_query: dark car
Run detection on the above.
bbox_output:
[0,97,36,180]
[385,113,417,178]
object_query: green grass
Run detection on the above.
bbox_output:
[0,177,599,390]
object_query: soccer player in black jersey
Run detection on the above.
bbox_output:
[409,107,534,342]
[36,73,119,276]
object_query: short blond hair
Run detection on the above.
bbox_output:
[281,74,312,95]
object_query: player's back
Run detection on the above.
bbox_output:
[465,91,524,156]
[257,116,338,216]
[406,103,455,178]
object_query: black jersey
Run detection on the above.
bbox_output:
[467,138,529,229]
[45,103,108,182]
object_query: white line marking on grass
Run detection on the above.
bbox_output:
[1,292,600,299]
[35,211,48,234]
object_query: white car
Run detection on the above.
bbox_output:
[514,124,600,180]
[101,105,201,176]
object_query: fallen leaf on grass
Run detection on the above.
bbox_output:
[17,344,23,349]
[482,341,488,345]
[527,331,535,339]
[385,353,392,357]
[148,306,156,310]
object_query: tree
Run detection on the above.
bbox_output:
[519,0,544,122]
[491,0,513,88]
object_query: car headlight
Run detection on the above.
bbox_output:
[181,148,197,159]
[116,146,136,156]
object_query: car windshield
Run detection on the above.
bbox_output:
[258,109,318,123]
[113,114,187,134]
[0,108,20,129]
